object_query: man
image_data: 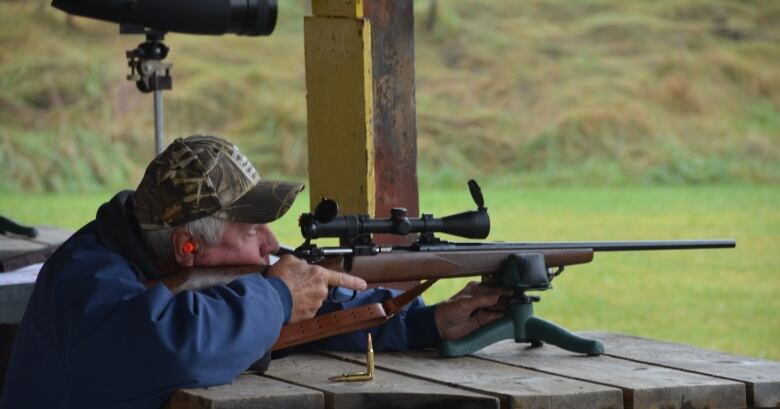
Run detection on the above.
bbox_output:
[1,135,507,409]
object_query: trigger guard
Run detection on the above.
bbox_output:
[328,286,358,303]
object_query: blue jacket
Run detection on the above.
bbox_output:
[0,192,439,409]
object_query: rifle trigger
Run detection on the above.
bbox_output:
[328,286,358,303]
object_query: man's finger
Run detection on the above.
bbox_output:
[326,270,367,291]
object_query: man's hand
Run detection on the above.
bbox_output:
[266,255,367,323]
[435,281,512,342]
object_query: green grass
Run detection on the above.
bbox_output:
[420,184,780,360]
[1,185,777,360]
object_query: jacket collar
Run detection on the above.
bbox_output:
[94,190,162,281]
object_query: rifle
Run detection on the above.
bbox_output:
[173,180,735,357]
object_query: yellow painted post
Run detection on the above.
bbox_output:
[305,0,375,215]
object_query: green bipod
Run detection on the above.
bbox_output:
[439,253,604,357]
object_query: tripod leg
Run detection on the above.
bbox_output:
[439,316,514,358]
[525,316,604,356]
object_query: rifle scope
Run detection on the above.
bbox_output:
[52,0,277,36]
[300,180,491,241]
[300,207,490,241]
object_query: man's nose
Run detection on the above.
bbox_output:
[258,224,280,252]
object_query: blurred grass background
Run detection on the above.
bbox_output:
[0,1,778,359]
[1,0,778,189]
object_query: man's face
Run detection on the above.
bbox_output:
[194,222,280,266]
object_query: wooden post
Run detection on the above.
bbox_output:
[305,0,418,224]
[364,0,419,246]
[305,0,375,216]
[305,0,418,288]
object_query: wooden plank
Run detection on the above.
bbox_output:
[585,331,780,408]
[0,245,58,272]
[166,373,323,409]
[265,354,499,409]
[364,0,419,245]
[28,225,72,246]
[474,339,746,409]
[324,350,623,409]
[304,16,375,216]
[0,235,45,260]
[1,226,71,271]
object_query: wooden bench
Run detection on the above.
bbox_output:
[169,334,780,409]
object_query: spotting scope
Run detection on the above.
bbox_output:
[52,0,277,36]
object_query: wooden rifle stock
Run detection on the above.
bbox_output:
[146,265,268,294]
[343,248,593,283]
[153,248,593,291]
[274,248,593,349]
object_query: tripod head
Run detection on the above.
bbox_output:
[122,26,172,154]
[125,28,172,94]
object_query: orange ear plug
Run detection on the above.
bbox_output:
[182,242,197,254]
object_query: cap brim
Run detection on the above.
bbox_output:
[217,180,305,224]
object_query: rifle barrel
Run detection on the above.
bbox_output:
[575,240,735,251]
[414,239,735,252]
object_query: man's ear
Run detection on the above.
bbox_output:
[172,229,197,267]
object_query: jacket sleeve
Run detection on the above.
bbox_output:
[54,244,291,396]
[296,287,441,352]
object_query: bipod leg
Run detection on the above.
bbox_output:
[439,301,533,357]
[525,316,604,356]
[439,316,514,357]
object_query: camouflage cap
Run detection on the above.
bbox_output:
[133,135,304,230]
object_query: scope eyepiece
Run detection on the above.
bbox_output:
[52,0,277,36]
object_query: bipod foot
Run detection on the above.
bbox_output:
[439,316,514,357]
[525,316,603,356]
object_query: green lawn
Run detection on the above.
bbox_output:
[1,184,777,360]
